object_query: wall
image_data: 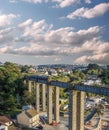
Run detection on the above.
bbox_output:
[17,111,29,127]
[0,125,8,130]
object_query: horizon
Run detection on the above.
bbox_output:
[0,60,109,66]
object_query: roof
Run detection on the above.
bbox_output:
[25,109,38,118]
[0,116,12,124]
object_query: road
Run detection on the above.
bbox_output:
[43,123,68,130]
[39,112,69,130]
[101,108,109,129]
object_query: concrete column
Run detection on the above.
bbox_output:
[54,87,60,123]
[47,85,52,124]
[69,90,77,130]
[23,80,27,85]
[76,91,84,130]
[35,82,40,113]
[28,81,32,93]
[42,84,46,111]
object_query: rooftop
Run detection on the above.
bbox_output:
[0,116,11,124]
[25,109,38,118]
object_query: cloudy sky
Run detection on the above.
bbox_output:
[0,0,109,65]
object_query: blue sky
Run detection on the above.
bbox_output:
[0,0,109,65]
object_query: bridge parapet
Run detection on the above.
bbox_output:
[24,75,109,96]
[49,81,69,88]
[24,75,69,88]
[73,84,109,97]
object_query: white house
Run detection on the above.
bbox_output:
[17,109,39,128]
[84,78,101,85]
[0,124,8,130]
[60,104,68,110]
[59,98,68,105]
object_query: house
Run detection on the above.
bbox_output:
[17,109,39,128]
[60,104,68,111]
[84,78,101,85]
[63,69,71,75]
[45,71,49,75]
[0,116,12,130]
[84,80,94,85]
[0,124,8,130]
[48,69,58,76]
[28,68,36,73]
[0,116,12,127]
[59,98,68,105]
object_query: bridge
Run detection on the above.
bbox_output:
[24,75,109,130]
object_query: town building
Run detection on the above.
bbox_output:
[17,109,39,128]
[0,116,12,130]
[0,124,8,130]
[0,116,12,127]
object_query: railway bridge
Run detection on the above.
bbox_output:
[24,75,109,130]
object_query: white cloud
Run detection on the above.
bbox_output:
[74,53,109,65]
[0,46,12,53]
[7,23,109,58]
[22,0,79,7]
[22,0,42,4]
[9,37,109,60]
[72,38,109,54]
[10,44,58,56]
[85,0,92,4]
[52,0,80,8]
[44,26,101,46]
[67,2,109,19]
[9,0,18,3]
[18,19,32,28]
[0,27,17,45]
[0,18,109,65]
[1,19,102,54]
[0,14,17,27]
[18,19,53,39]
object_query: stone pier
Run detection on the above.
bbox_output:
[42,84,46,111]
[33,83,60,124]
[54,87,60,123]
[69,90,85,130]
[69,90,77,130]
[77,91,84,130]
[23,80,27,85]
[47,85,53,124]
[28,81,32,93]
[35,82,40,113]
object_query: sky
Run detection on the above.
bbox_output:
[0,0,109,65]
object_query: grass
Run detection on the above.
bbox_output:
[48,75,70,82]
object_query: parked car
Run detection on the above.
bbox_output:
[50,120,57,126]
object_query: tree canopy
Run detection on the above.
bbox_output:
[0,62,26,116]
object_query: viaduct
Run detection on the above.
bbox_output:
[24,75,109,130]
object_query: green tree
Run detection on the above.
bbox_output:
[0,62,26,116]
[100,69,109,85]
[69,70,86,85]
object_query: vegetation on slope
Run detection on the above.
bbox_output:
[0,62,26,116]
